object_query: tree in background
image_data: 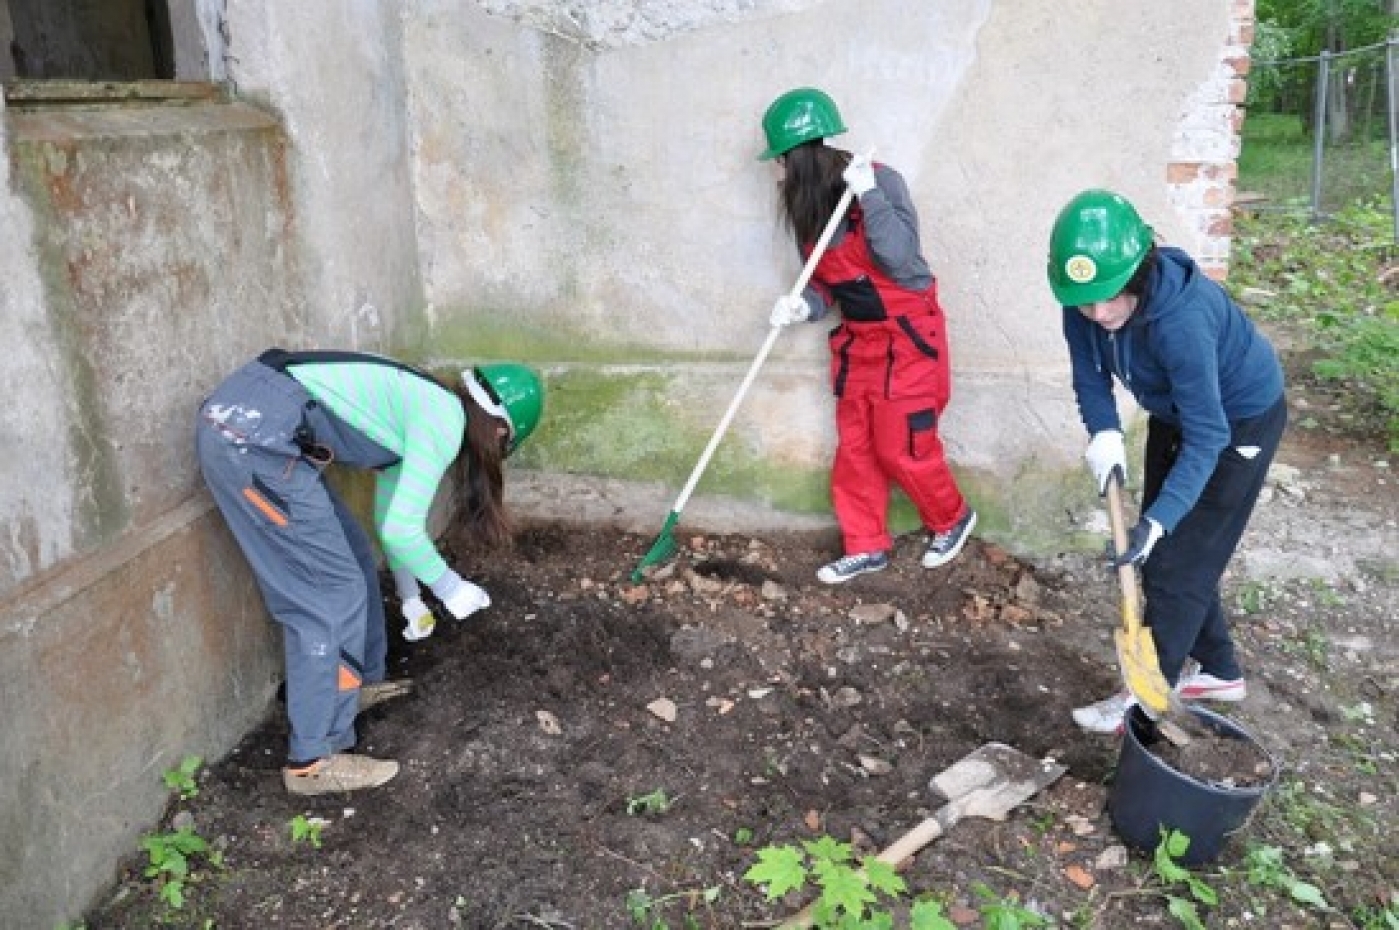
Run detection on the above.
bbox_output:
[1253,0,1398,142]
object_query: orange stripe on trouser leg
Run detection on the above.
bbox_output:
[338,664,362,691]
[242,487,289,526]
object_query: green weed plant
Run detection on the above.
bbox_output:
[743,835,1051,929]
[289,813,326,849]
[1231,202,1399,450]
[625,788,674,816]
[1150,829,1219,930]
[624,886,720,929]
[140,826,223,910]
[161,755,203,801]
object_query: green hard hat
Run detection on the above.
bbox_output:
[1047,189,1154,306]
[463,363,545,455]
[758,87,847,160]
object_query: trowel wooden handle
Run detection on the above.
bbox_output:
[873,803,956,866]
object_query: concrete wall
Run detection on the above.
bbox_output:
[0,1,1253,925]
[0,98,296,924]
[224,0,424,348]
[408,0,1250,548]
[0,0,435,920]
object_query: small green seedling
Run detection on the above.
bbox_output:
[1234,580,1271,614]
[162,755,203,801]
[289,813,327,849]
[625,788,674,816]
[972,882,1050,929]
[624,886,720,929]
[1351,899,1399,929]
[1151,829,1218,930]
[744,834,958,929]
[1242,844,1329,911]
[141,826,222,910]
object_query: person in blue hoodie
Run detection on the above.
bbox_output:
[1047,189,1287,734]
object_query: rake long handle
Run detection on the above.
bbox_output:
[669,166,866,515]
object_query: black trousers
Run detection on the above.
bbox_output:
[1140,395,1288,684]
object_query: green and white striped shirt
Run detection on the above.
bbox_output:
[290,360,464,585]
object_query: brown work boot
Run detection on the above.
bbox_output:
[358,678,414,713]
[283,753,399,795]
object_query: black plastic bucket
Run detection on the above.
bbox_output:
[1108,704,1276,865]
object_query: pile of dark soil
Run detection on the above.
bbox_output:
[86,523,1135,928]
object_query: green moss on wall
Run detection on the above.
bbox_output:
[416,312,748,367]
[396,313,1113,561]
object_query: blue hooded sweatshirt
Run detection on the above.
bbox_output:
[1062,246,1284,532]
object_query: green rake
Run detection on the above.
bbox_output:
[631,169,866,582]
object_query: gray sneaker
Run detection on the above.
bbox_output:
[283,753,400,795]
[922,509,977,568]
[817,551,889,584]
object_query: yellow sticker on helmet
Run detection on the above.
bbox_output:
[1065,255,1097,284]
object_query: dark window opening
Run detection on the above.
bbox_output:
[5,0,175,82]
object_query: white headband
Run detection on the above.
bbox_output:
[462,369,513,436]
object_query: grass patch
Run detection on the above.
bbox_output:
[1239,112,1393,211]
[1229,201,1399,451]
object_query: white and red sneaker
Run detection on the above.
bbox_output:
[1071,690,1135,734]
[1176,671,1247,702]
[1072,672,1248,735]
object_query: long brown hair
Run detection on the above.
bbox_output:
[778,141,852,246]
[451,384,511,549]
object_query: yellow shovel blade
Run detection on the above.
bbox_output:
[1115,620,1171,717]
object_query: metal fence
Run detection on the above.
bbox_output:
[1245,37,1399,238]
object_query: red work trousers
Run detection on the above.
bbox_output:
[831,387,967,555]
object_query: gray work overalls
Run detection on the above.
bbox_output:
[195,351,403,763]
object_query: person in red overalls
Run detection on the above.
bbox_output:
[759,87,976,584]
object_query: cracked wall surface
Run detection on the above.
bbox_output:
[474,0,812,48]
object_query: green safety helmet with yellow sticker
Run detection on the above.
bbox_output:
[462,362,544,455]
[1047,189,1154,306]
[758,87,847,161]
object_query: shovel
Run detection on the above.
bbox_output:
[1105,474,1207,745]
[776,743,1067,929]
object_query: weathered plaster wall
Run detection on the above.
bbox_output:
[223,0,424,350]
[407,0,1250,546]
[0,101,66,589]
[2,101,303,590]
[0,98,297,926]
[0,5,439,924]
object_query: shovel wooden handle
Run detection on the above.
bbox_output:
[1105,473,1191,731]
[1104,474,1143,634]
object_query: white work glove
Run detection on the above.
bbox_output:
[400,596,436,642]
[769,294,810,327]
[1084,429,1127,496]
[429,569,492,620]
[842,152,876,196]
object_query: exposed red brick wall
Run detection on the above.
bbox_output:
[1166,0,1254,280]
